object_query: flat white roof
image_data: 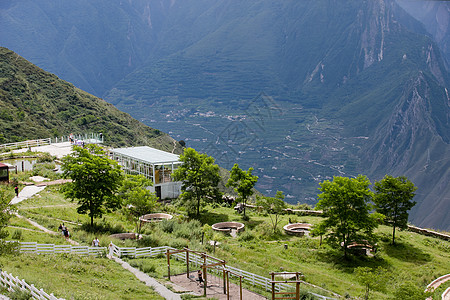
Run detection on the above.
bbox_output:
[111,146,180,164]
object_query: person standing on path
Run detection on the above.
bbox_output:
[14,186,19,197]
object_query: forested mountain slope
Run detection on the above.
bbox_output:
[0,47,182,152]
[1,0,448,230]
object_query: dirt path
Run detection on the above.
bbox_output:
[170,271,267,300]
[13,212,79,246]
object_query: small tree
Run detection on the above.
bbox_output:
[355,266,388,300]
[226,163,258,217]
[62,144,124,227]
[256,191,287,233]
[172,148,221,217]
[373,175,417,245]
[119,174,159,234]
[312,175,378,258]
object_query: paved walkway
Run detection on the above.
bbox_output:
[10,185,46,205]
[12,142,73,159]
[111,256,182,300]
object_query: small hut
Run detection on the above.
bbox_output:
[0,163,9,182]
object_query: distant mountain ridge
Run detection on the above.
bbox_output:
[1,0,448,230]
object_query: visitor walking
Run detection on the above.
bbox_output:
[14,186,19,197]
[197,269,204,285]
[92,237,99,247]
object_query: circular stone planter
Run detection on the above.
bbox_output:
[109,233,137,240]
[212,222,245,235]
[283,223,312,237]
[139,213,173,223]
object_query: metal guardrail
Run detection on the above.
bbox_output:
[0,139,51,151]
[0,133,104,152]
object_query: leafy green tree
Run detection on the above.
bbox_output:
[373,175,417,245]
[226,163,258,217]
[355,266,388,300]
[312,175,378,258]
[119,174,159,234]
[0,188,15,254]
[62,144,124,227]
[256,191,287,233]
[172,148,221,217]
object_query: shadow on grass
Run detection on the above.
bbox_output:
[382,241,432,263]
[197,210,229,225]
[243,218,263,230]
[315,246,392,273]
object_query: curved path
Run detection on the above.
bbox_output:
[9,176,186,299]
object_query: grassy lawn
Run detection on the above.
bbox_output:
[2,174,449,299]
[0,254,163,300]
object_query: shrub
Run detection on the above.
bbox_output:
[81,221,125,234]
[8,289,32,300]
[173,219,202,239]
[11,229,22,240]
[137,235,160,248]
[159,219,175,233]
[238,231,255,242]
[37,152,54,163]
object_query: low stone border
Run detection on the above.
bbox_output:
[212,222,245,234]
[109,233,137,240]
[139,213,173,223]
[283,223,312,237]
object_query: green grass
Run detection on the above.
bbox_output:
[0,254,164,300]
[4,176,449,299]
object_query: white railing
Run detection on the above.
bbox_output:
[0,270,62,300]
[0,139,51,151]
[51,133,103,145]
[108,243,335,299]
[20,242,106,256]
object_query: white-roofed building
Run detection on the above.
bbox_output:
[110,146,182,199]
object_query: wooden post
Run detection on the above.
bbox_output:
[223,269,226,294]
[271,273,275,300]
[167,249,171,281]
[226,271,230,300]
[239,276,243,300]
[203,254,207,297]
[186,249,189,278]
[203,265,207,297]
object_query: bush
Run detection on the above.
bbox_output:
[238,231,255,242]
[159,219,175,233]
[11,229,22,240]
[0,240,19,256]
[8,289,32,300]
[137,235,160,248]
[81,221,125,234]
[37,152,54,163]
[173,219,202,239]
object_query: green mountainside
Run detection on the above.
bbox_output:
[105,0,450,230]
[1,0,449,230]
[0,47,182,152]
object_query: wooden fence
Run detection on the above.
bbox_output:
[20,242,106,256]
[108,243,336,299]
[0,270,61,300]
